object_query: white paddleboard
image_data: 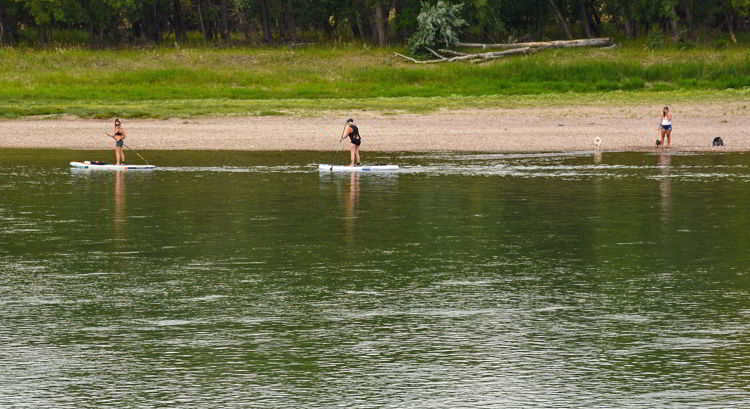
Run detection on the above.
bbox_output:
[319,164,399,172]
[70,161,156,170]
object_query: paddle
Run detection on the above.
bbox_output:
[106,133,150,165]
[329,119,352,171]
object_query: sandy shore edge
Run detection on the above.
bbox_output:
[1,103,748,152]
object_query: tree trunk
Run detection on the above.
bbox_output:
[152,0,162,42]
[456,37,611,49]
[87,10,96,46]
[629,15,640,37]
[0,0,5,45]
[578,0,593,38]
[535,0,546,40]
[589,3,601,35]
[173,0,186,41]
[242,14,250,41]
[682,0,693,32]
[725,10,737,44]
[622,17,632,37]
[358,15,368,39]
[197,0,208,41]
[282,0,296,41]
[670,17,679,40]
[374,2,387,46]
[395,47,536,64]
[547,0,572,39]
[98,24,105,45]
[258,0,272,43]
[349,11,360,38]
[393,0,407,41]
[207,18,215,40]
[354,1,369,40]
[0,0,14,44]
[220,0,229,40]
[39,25,51,45]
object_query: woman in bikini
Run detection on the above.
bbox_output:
[658,107,673,148]
[112,119,127,165]
[340,119,362,166]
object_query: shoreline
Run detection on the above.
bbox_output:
[1,102,748,152]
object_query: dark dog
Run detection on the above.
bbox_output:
[712,137,724,147]
[655,140,662,147]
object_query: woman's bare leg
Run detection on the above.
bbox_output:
[666,130,672,147]
[354,146,360,165]
[660,129,666,147]
[349,145,356,166]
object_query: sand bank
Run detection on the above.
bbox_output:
[1,102,747,152]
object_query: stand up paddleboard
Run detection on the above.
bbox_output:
[70,161,156,170]
[319,164,399,172]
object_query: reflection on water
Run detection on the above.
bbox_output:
[345,172,360,241]
[1,150,750,408]
[658,153,672,222]
[114,171,126,239]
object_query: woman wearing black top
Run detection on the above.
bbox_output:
[112,119,127,165]
[340,119,362,166]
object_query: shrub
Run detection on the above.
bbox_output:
[647,30,665,50]
[408,1,467,56]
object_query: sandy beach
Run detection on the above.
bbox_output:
[1,102,748,152]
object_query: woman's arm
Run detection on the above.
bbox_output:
[340,126,352,141]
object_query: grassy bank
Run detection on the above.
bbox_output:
[1,42,749,119]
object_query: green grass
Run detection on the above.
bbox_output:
[1,42,749,119]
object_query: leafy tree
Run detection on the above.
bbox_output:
[2,0,750,47]
[463,0,506,42]
[408,0,466,55]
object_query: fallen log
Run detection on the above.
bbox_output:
[424,47,447,60]
[456,37,612,50]
[437,49,469,57]
[395,47,534,64]
[393,52,422,63]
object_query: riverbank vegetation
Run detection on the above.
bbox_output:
[2,0,750,119]
[1,41,749,118]
[1,0,749,48]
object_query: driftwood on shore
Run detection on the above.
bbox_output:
[395,47,535,64]
[456,37,612,50]
[396,37,613,64]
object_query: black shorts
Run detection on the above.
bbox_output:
[351,138,361,146]
[116,140,124,148]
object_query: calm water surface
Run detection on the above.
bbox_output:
[1,149,749,408]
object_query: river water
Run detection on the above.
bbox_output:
[1,149,749,408]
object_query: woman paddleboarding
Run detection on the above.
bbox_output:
[111,119,127,165]
[340,118,362,166]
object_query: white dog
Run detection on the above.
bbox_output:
[593,136,602,150]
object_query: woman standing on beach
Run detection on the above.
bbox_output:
[659,107,673,148]
[111,119,127,165]
[341,118,362,166]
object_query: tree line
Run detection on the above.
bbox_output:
[0,0,748,47]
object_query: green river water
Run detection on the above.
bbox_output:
[1,149,749,408]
